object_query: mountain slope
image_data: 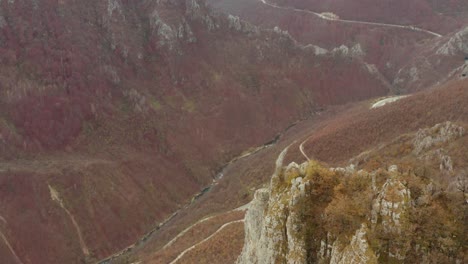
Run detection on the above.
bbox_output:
[113,75,468,264]
[0,0,392,263]
[394,25,468,92]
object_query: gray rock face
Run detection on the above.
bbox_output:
[436,26,468,55]
[331,44,365,57]
[237,188,270,264]
[237,160,309,264]
[413,121,464,154]
[371,177,411,232]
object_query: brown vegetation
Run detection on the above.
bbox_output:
[124,80,468,263]
[0,0,391,262]
[1,0,466,262]
[300,79,468,165]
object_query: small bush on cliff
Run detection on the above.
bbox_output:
[304,161,339,202]
[324,172,373,237]
[295,161,340,262]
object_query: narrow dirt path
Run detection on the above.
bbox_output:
[48,185,90,256]
[169,220,245,264]
[0,156,113,175]
[299,139,311,161]
[161,204,248,251]
[259,0,442,38]
[0,230,24,264]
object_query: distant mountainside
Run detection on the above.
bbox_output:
[208,0,468,92]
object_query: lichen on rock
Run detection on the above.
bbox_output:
[329,224,378,264]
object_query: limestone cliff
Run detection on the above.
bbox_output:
[237,122,467,263]
[237,146,310,264]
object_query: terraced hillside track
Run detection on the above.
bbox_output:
[0,230,24,264]
[161,204,249,251]
[169,220,245,264]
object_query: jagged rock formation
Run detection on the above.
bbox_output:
[371,177,411,233]
[236,188,270,264]
[237,122,467,264]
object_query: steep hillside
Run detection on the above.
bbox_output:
[394,26,468,92]
[112,77,468,264]
[0,0,392,263]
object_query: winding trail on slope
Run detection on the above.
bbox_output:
[156,143,297,263]
[299,139,311,161]
[258,0,442,38]
[371,95,409,109]
[161,204,249,251]
[48,185,90,257]
[96,135,283,263]
[97,120,304,264]
[169,220,245,264]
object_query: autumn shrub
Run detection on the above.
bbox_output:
[324,172,373,237]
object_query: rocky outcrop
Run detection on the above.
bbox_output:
[413,121,464,154]
[237,147,310,264]
[238,160,413,264]
[331,44,365,57]
[371,174,411,261]
[371,175,411,232]
[236,188,270,264]
[237,120,467,264]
